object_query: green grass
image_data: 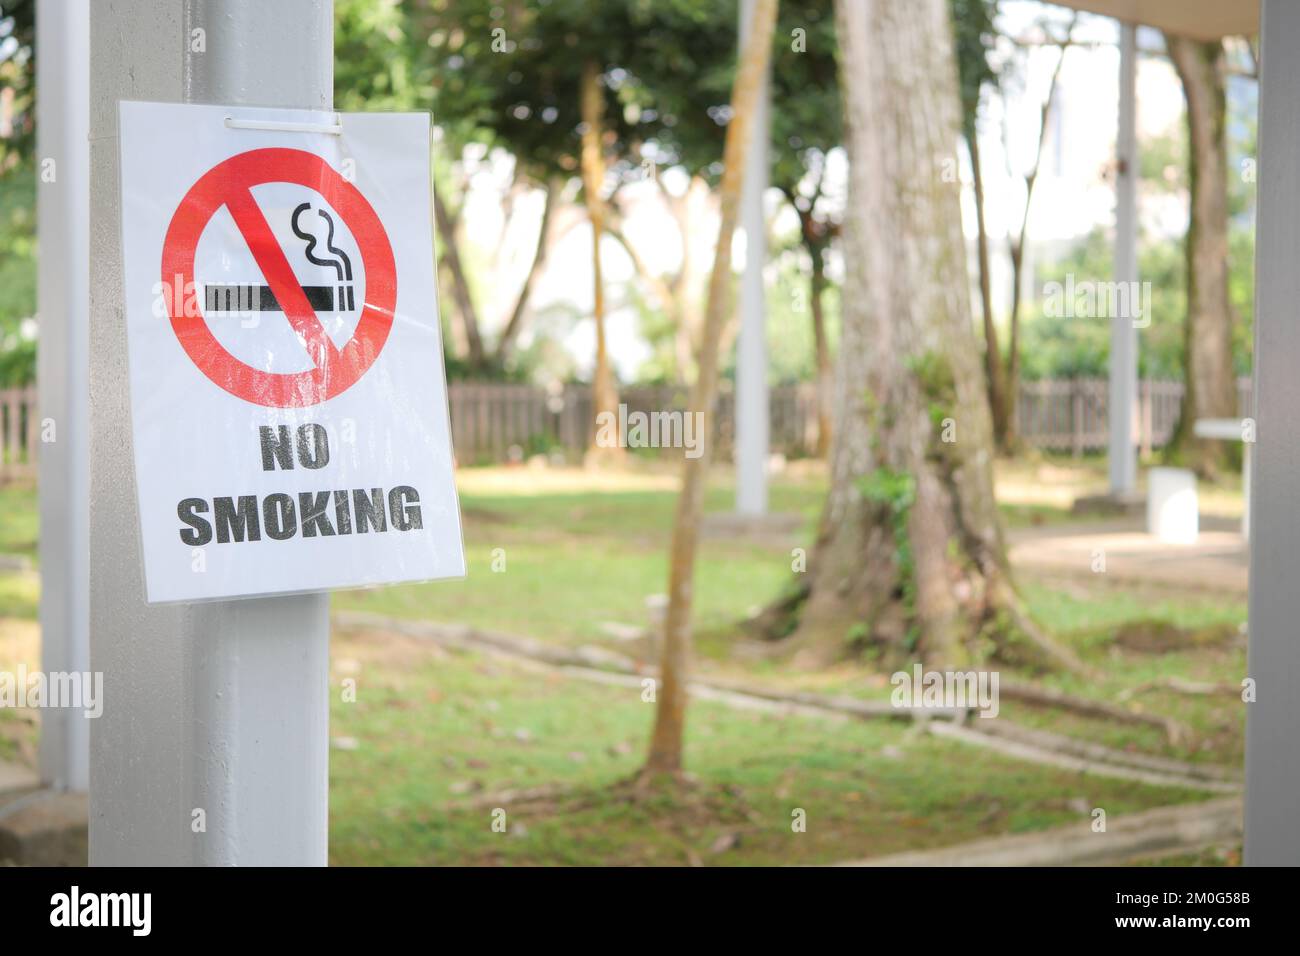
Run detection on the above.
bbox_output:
[334,479,824,645]
[328,636,1210,866]
[1022,580,1247,635]
[0,572,38,620]
[0,482,37,562]
[0,464,1250,864]
[325,454,1246,866]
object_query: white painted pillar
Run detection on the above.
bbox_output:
[1246,0,1300,866]
[735,0,770,516]
[1109,22,1139,496]
[36,0,90,793]
[89,0,332,866]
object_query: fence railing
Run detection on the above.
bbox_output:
[0,385,37,482]
[445,377,1254,464]
[0,378,1256,478]
[1016,377,1253,456]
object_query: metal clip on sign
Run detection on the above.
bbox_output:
[223,114,344,135]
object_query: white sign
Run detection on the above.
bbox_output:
[118,101,465,603]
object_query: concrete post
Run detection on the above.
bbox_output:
[1108,21,1139,496]
[1246,0,1300,867]
[735,0,770,516]
[36,0,91,794]
[89,0,333,866]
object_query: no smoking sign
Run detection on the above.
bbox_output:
[120,101,465,603]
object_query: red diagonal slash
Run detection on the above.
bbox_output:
[223,186,342,369]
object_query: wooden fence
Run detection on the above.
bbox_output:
[0,386,37,482]
[0,378,1257,479]
[446,377,1254,463]
[447,382,822,464]
[1016,377,1253,456]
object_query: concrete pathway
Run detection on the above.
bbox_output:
[0,759,38,794]
[1009,515,1247,596]
[0,760,87,865]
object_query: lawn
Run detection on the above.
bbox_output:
[333,464,825,644]
[326,625,1209,866]
[0,458,1250,864]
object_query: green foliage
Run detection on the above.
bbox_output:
[0,164,36,350]
[408,1,839,188]
[768,3,839,196]
[1226,71,1257,374]
[414,0,722,184]
[1018,227,1189,381]
[949,0,999,142]
[334,0,430,113]
[1139,126,1187,195]
[858,468,917,645]
[0,3,35,386]
[858,468,916,519]
[906,351,957,428]
[0,1,34,172]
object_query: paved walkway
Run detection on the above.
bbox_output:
[1009,515,1248,596]
[0,759,38,794]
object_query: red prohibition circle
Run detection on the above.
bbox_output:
[160,147,397,407]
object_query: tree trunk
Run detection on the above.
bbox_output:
[1166,35,1235,479]
[999,20,1073,454]
[641,0,779,780]
[1006,231,1025,450]
[581,61,621,460]
[780,0,1083,675]
[809,251,833,458]
[495,177,559,365]
[968,131,1005,449]
[432,188,486,371]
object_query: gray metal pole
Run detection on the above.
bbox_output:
[735,0,770,516]
[89,0,332,866]
[1108,22,1138,496]
[1246,0,1300,867]
[1107,22,1138,496]
[36,0,90,794]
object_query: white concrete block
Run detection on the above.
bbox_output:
[1147,467,1199,544]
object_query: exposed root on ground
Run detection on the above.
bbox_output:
[1117,677,1243,701]
[999,680,1189,744]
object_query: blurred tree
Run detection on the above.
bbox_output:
[606,174,714,386]
[0,0,35,387]
[1018,226,1186,382]
[620,1,841,446]
[0,0,33,171]
[336,0,565,376]
[416,0,669,417]
[770,4,839,457]
[578,57,621,459]
[404,0,849,410]
[0,166,35,386]
[998,14,1076,452]
[950,0,1002,450]
[758,0,1082,674]
[1164,33,1236,478]
[643,0,779,781]
[1224,57,1256,379]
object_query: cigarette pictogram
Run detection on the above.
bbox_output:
[204,283,355,313]
[204,200,356,315]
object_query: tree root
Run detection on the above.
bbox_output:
[1117,677,1243,701]
[746,578,811,640]
[971,719,1238,784]
[999,680,1190,744]
[986,577,1096,679]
